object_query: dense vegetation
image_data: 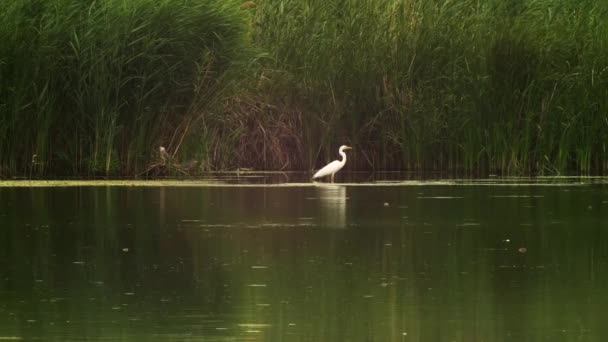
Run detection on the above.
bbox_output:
[1,0,607,177]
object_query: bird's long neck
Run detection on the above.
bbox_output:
[339,151,347,165]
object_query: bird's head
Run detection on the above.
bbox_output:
[339,145,352,152]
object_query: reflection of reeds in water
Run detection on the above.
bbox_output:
[315,184,347,228]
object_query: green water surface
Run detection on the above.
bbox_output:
[1,177,607,341]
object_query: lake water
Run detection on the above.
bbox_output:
[1,176,607,341]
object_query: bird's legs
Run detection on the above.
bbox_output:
[331,173,335,183]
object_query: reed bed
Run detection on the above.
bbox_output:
[251,0,608,174]
[1,0,607,176]
[0,0,252,176]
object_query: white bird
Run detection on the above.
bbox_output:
[159,146,171,163]
[312,145,352,182]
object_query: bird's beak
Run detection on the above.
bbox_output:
[344,146,352,150]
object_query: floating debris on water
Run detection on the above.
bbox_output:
[518,247,528,254]
[418,196,464,199]
[1,177,600,188]
[491,195,544,198]
[238,324,271,328]
[457,222,480,227]
[196,224,234,228]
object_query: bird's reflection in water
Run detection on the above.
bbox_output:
[315,184,347,228]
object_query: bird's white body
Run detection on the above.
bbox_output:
[312,145,352,182]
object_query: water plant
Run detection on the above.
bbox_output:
[0,0,253,176]
[1,0,607,176]
[250,0,608,174]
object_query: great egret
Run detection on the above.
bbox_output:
[312,145,352,182]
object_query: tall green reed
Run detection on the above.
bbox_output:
[250,0,608,174]
[2,0,607,176]
[0,0,252,176]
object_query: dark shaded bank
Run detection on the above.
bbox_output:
[1,0,607,177]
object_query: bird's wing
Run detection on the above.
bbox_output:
[312,160,341,179]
